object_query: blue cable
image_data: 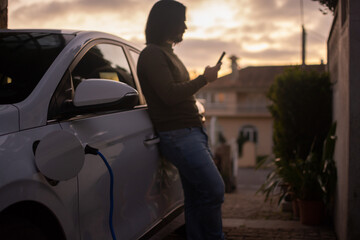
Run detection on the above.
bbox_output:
[97,151,116,240]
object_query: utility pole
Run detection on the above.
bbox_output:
[0,0,8,29]
[302,25,306,66]
[300,0,306,66]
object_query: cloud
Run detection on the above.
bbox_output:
[227,22,281,44]
[243,48,297,60]
[13,2,69,23]
[77,0,136,9]
[8,0,333,70]
[11,0,151,25]
[239,22,277,34]
[175,38,241,69]
[246,0,300,20]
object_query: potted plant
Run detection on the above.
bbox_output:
[298,123,337,225]
[297,122,337,225]
[257,123,337,225]
[257,67,335,224]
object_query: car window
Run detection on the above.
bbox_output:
[0,32,75,104]
[72,43,136,90]
[129,50,139,70]
[48,43,139,120]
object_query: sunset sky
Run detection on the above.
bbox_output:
[8,0,334,76]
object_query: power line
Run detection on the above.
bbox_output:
[299,0,327,42]
[307,29,327,41]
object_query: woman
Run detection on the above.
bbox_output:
[137,1,225,239]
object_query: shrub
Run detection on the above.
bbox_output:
[267,67,332,162]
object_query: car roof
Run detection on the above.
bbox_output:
[0,29,80,34]
[0,29,142,50]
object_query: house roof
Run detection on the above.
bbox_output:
[203,64,327,90]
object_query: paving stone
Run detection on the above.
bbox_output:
[166,168,337,240]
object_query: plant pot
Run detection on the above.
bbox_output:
[297,199,324,225]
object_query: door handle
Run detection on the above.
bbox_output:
[143,136,160,146]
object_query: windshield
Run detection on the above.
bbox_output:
[0,32,75,104]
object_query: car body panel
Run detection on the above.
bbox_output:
[0,105,19,135]
[0,124,80,239]
[60,109,160,239]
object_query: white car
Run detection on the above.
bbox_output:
[0,29,184,240]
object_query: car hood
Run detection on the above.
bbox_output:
[0,105,19,136]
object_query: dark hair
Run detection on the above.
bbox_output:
[145,0,186,45]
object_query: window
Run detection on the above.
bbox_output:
[0,32,75,104]
[208,92,225,104]
[239,125,258,143]
[237,125,258,155]
[48,43,138,120]
[217,93,225,103]
[129,50,140,69]
[72,44,136,90]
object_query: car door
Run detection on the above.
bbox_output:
[127,48,184,212]
[49,41,166,239]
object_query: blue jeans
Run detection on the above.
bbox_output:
[158,127,225,240]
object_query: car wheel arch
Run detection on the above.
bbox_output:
[0,200,66,240]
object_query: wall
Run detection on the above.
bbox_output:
[329,7,349,240]
[347,0,360,238]
[328,0,360,239]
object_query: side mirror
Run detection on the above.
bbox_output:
[34,130,85,181]
[73,79,139,108]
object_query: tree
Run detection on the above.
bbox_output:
[311,0,338,14]
[0,0,7,29]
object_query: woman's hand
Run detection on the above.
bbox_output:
[203,63,222,83]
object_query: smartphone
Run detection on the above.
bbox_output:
[217,51,226,64]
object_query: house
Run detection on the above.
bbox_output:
[196,58,326,167]
[327,0,360,239]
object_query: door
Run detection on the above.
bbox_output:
[52,42,164,239]
[61,109,160,239]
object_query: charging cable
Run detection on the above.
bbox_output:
[85,145,116,240]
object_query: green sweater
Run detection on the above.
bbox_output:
[137,43,207,132]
